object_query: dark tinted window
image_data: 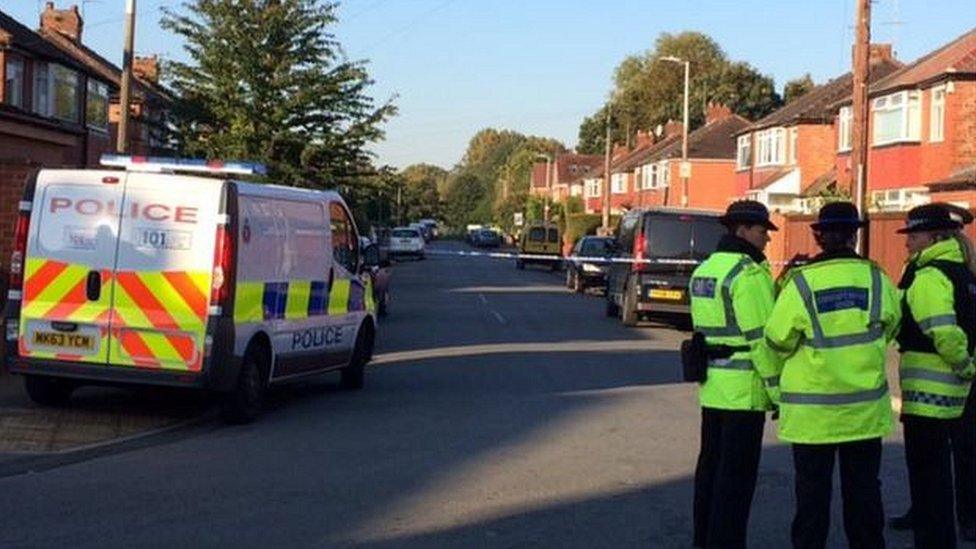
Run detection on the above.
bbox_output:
[392,229,420,238]
[528,227,545,241]
[580,238,613,256]
[330,202,358,273]
[617,214,639,253]
[642,214,724,260]
[547,228,559,243]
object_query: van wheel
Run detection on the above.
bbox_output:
[621,281,639,327]
[341,324,371,390]
[222,348,267,424]
[24,375,75,407]
[516,259,525,270]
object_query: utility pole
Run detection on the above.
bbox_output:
[116,0,136,153]
[601,105,612,233]
[680,60,690,207]
[544,155,552,223]
[852,0,871,254]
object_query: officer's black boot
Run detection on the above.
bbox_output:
[959,522,975,542]
[888,508,913,530]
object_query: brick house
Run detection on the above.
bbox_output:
[832,29,976,211]
[580,141,645,214]
[638,104,750,211]
[529,152,603,202]
[734,45,902,213]
[0,4,171,301]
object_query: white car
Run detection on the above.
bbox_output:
[389,227,425,260]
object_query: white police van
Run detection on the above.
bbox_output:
[3,155,378,422]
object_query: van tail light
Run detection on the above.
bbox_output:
[9,208,31,291]
[210,223,234,314]
[632,231,647,273]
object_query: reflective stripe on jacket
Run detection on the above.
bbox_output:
[690,249,776,411]
[897,238,975,419]
[763,254,900,444]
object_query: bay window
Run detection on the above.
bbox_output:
[755,128,786,167]
[736,134,752,169]
[930,85,945,143]
[611,173,628,194]
[31,62,80,122]
[872,90,920,145]
[4,57,25,108]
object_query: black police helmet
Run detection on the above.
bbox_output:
[897,203,964,234]
[811,201,865,232]
[720,200,778,231]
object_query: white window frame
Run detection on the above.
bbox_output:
[789,127,798,165]
[658,160,670,188]
[872,90,921,146]
[611,173,628,194]
[838,106,853,152]
[4,56,25,109]
[930,85,945,143]
[736,134,752,169]
[641,163,656,189]
[584,178,602,198]
[755,128,786,167]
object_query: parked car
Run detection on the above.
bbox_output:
[565,236,616,293]
[409,222,432,242]
[517,221,561,271]
[465,224,485,244]
[419,218,439,240]
[471,229,502,248]
[361,238,391,317]
[389,227,426,260]
[605,207,725,327]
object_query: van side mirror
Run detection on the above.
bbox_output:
[362,244,381,270]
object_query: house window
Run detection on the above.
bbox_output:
[736,135,752,169]
[641,164,656,189]
[930,85,945,143]
[756,128,786,167]
[32,62,80,122]
[872,90,921,146]
[658,161,669,188]
[838,106,853,152]
[86,79,109,131]
[611,173,627,194]
[4,57,25,108]
[789,127,798,165]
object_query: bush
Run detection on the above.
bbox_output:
[564,213,619,246]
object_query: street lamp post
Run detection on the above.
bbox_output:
[661,56,690,207]
[536,153,553,223]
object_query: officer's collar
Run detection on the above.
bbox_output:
[809,248,862,264]
[717,234,766,264]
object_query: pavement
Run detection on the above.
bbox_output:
[0,240,946,548]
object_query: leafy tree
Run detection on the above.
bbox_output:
[784,73,816,104]
[443,172,488,229]
[578,31,782,153]
[399,163,446,222]
[161,0,395,187]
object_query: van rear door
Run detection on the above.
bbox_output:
[108,172,221,371]
[19,170,126,364]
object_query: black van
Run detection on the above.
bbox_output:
[605,208,725,326]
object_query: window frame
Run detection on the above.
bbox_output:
[789,127,798,165]
[86,78,109,132]
[4,55,26,109]
[838,106,853,152]
[872,90,921,146]
[329,201,359,274]
[736,134,752,170]
[611,172,628,194]
[755,127,786,167]
[929,85,945,143]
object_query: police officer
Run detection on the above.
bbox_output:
[893,203,976,548]
[762,202,900,548]
[689,200,778,548]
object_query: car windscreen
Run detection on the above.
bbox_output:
[528,227,545,241]
[547,228,559,243]
[392,229,419,238]
[580,238,613,256]
[643,214,724,261]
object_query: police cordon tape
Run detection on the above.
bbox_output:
[419,248,803,267]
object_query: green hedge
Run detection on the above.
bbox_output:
[564,213,620,246]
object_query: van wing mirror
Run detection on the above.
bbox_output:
[362,244,381,270]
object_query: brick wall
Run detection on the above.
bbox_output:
[952,81,976,174]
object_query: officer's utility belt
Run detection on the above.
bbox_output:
[681,331,751,383]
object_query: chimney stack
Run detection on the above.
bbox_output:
[664,120,684,139]
[40,2,83,44]
[705,102,733,125]
[634,130,653,149]
[133,55,159,84]
[851,43,895,66]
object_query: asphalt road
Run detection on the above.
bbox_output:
[0,241,923,548]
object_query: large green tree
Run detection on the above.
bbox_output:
[161,0,395,186]
[783,74,816,104]
[399,164,447,222]
[577,31,781,154]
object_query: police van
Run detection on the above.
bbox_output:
[3,155,378,422]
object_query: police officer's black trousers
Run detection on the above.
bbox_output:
[693,407,765,548]
[951,387,975,530]
[791,438,884,549]
[905,415,957,549]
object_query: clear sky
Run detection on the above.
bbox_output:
[5,1,975,169]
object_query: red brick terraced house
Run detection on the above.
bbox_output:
[581,144,633,215]
[0,4,172,305]
[832,29,976,211]
[734,44,902,213]
[529,153,603,203]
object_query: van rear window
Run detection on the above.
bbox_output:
[393,229,419,238]
[643,215,724,261]
[547,228,559,243]
[528,228,545,241]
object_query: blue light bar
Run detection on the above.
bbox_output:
[100,154,267,176]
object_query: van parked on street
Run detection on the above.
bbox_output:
[3,155,379,423]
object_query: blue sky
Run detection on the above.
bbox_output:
[6,1,975,169]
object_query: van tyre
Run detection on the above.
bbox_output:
[24,375,74,406]
[621,280,639,327]
[341,324,371,390]
[222,348,267,424]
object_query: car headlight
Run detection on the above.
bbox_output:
[582,263,602,273]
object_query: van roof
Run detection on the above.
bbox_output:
[628,206,723,218]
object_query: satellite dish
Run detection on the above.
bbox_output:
[654,124,664,138]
